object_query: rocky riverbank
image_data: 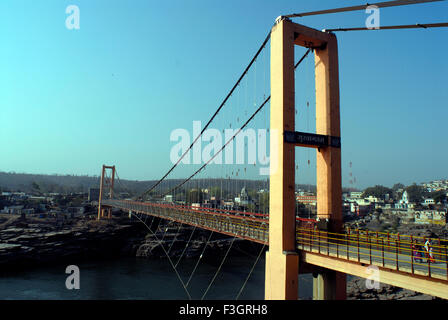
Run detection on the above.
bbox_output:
[0,213,147,270]
[134,219,264,261]
[347,276,439,300]
[345,213,448,240]
[0,213,263,270]
[0,213,444,300]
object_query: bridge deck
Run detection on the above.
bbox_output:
[103,199,448,299]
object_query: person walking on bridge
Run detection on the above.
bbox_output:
[428,246,435,264]
[424,239,430,254]
[424,239,434,263]
[413,242,423,263]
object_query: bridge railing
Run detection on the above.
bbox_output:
[103,199,448,280]
[296,226,448,280]
[103,199,269,244]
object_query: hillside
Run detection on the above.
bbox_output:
[0,171,363,197]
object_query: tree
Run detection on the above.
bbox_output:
[296,202,308,217]
[247,189,258,201]
[186,189,204,204]
[259,192,269,213]
[174,190,186,202]
[31,181,40,191]
[54,194,69,207]
[405,184,427,203]
[392,183,405,192]
[432,190,447,204]
[362,185,392,200]
[209,186,223,199]
[247,203,256,212]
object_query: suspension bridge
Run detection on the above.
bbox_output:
[94,0,448,300]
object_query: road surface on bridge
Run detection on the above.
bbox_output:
[103,199,448,281]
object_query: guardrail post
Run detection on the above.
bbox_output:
[347,228,350,260]
[367,230,371,265]
[445,241,448,280]
[395,238,399,271]
[357,229,360,262]
[318,228,321,254]
[382,238,385,267]
[428,252,431,277]
[336,231,339,258]
[387,232,390,255]
[376,231,379,253]
[410,235,414,274]
[424,237,431,277]
[397,233,401,255]
[310,227,313,251]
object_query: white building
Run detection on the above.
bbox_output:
[67,207,85,217]
[422,198,435,206]
[350,192,363,199]
[395,191,413,209]
[414,210,446,225]
[366,196,382,203]
[22,208,35,215]
[235,187,253,206]
[2,205,22,214]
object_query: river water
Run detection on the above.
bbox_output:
[0,256,315,300]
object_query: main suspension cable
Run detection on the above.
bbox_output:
[162,48,312,198]
[324,22,448,32]
[135,31,272,201]
[283,0,444,18]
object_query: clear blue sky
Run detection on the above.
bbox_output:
[0,0,447,189]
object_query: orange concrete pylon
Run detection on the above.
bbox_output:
[265,17,345,300]
[97,165,116,220]
[313,22,346,301]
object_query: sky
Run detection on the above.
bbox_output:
[0,0,447,189]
